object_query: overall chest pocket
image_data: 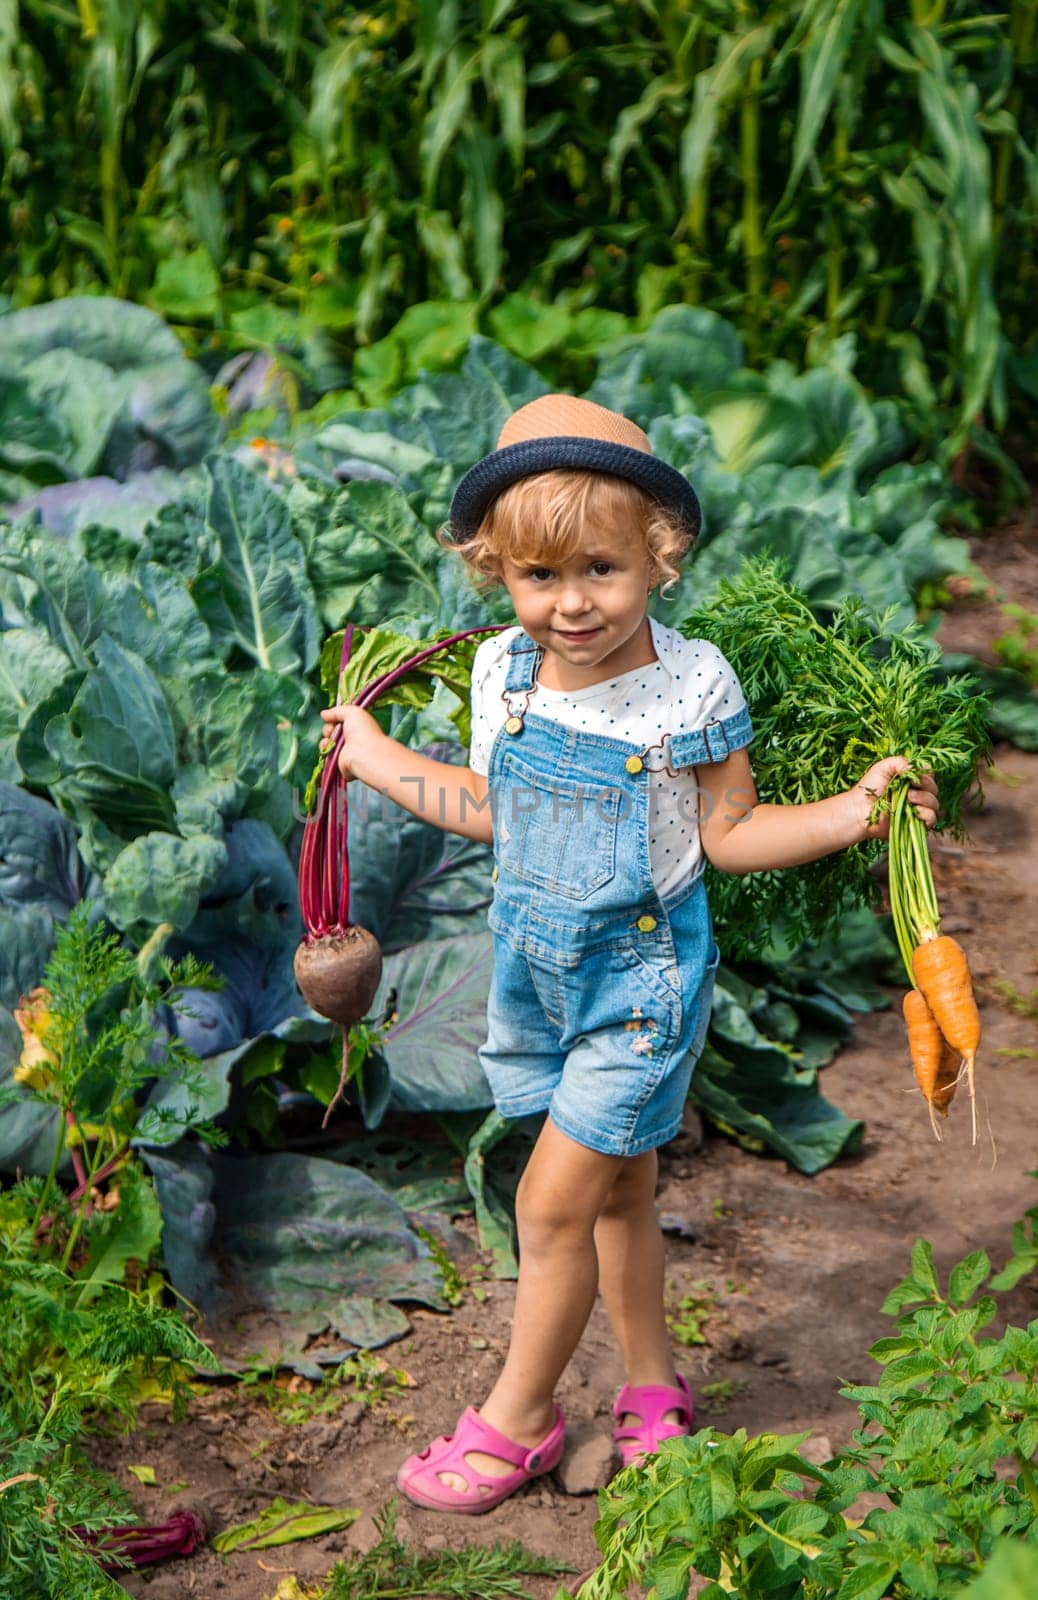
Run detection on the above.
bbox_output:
[496,749,623,900]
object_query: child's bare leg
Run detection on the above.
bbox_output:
[442,1118,623,1487]
[594,1151,682,1425]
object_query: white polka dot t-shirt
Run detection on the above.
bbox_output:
[468,618,752,899]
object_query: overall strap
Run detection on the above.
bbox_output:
[504,631,542,693]
[646,705,754,773]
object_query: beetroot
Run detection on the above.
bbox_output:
[296,621,500,1124]
[293,926,383,1027]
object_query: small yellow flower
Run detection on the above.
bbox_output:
[13,988,58,1093]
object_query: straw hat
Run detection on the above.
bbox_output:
[447,393,701,544]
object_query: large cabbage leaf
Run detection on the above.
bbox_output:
[0,296,219,479]
[375,932,496,1113]
[143,1143,446,1369]
[195,455,320,674]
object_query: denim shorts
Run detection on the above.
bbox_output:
[480,903,719,1158]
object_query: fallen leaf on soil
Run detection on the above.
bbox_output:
[127,1464,158,1486]
[212,1497,360,1553]
[269,1580,318,1600]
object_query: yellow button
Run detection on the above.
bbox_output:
[492,866,499,883]
[636,914,657,933]
[624,755,644,775]
[504,715,522,735]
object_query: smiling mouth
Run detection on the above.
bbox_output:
[554,625,602,641]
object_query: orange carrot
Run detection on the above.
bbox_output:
[902,988,961,1140]
[903,986,941,1099]
[931,1035,962,1123]
[911,934,980,1143]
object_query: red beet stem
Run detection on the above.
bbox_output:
[72,1510,206,1570]
[333,624,354,927]
[299,623,503,939]
[338,761,350,931]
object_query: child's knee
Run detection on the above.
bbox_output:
[598,1150,659,1220]
[516,1164,597,1249]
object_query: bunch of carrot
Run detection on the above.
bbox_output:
[683,556,991,1142]
[887,782,981,1141]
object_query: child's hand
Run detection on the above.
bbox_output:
[848,756,940,841]
[318,704,387,785]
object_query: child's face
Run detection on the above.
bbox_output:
[500,522,656,685]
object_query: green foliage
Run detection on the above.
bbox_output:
[666,1280,720,1348]
[0,1399,132,1600]
[303,620,490,809]
[989,1188,1038,1292]
[575,1226,1038,1600]
[993,605,1038,686]
[0,1262,219,1600]
[700,1378,749,1414]
[954,1539,1038,1598]
[412,1222,465,1308]
[0,299,219,504]
[0,1194,219,1599]
[2,5,1035,448]
[3,903,224,1271]
[0,903,223,1597]
[682,556,991,958]
[321,1499,572,1599]
[239,1349,415,1426]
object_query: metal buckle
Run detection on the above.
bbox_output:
[643,721,731,774]
[640,734,679,779]
[500,683,539,732]
[704,718,730,761]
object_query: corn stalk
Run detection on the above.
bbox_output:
[0,0,1033,443]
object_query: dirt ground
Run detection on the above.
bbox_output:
[96,517,1038,1600]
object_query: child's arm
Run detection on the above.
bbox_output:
[696,748,939,874]
[319,704,493,844]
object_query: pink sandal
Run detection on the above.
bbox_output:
[612,1375,694,1467]
[397,1404,566,1514]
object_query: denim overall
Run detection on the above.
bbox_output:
[479,630,752,1157]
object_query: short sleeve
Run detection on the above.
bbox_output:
[691,643,750,734]
[669,637,753,765]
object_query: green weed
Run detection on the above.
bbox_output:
[993,604,1038,686]
[239,1351,414,1427]
[988,977,1038,1020]
[700,1378,750,1414]
[321,1500,572,1600]
[411,1223,464,1307]
[666,1280,720,1348]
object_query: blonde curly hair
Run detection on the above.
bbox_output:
[443,469,694,594]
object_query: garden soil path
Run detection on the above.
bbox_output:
[102,520,1038,1600]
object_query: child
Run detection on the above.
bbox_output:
[319,394,940,1514]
